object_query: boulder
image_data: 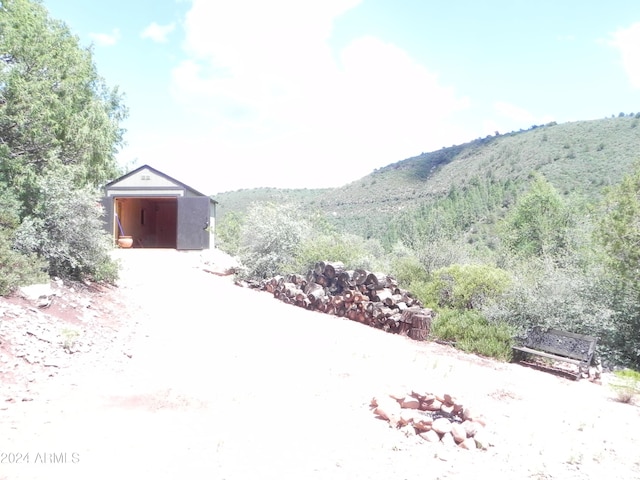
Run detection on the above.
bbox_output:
[461,420,480,437]
[440,403,454,414]
[18,283,54,301]
[373,396,401,421]
[462,406,480,422]
[401,396,421,409]
[432,417,452,435]
[440,432,456,447]
[421,399,443,411]
[459,437,477,450]
[419,430,440,443]
[451,423,467,443]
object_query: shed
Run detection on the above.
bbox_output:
[102,164,217,250]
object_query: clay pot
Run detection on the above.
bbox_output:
[117,236,133,248]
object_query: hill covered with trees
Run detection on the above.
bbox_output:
[216,115,640,369]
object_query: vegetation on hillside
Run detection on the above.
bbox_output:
[0,0,127,292]
[219,117,640,370]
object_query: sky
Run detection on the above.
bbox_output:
[42,0,640,196]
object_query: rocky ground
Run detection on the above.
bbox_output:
[1,249,639,480]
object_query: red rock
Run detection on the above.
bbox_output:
[451,423,467,443]
[373,397,401,421]
[459,437,477,450]
[432,417,452,435]
[401,396,421,409]
[373,406,389,421]
[443,393,456,405]
[452,403,464,415]
[419,430,440,443]
[440,432,456,447]
[410,390,425,401]
[422,399,443,411]
[399,408,416,425]
[461,420,479,437]
[413,420,432,433]
[462,406,479,421]
[440,403,454,414]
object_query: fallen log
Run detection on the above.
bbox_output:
[323,261,345,280]
[352,269,370,286]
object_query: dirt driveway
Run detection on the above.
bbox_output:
[2,249,640,479]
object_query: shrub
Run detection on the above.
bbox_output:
[431,309,514,361]
[216,211,244,256]
[423,263,511,310]
[0,229,48,295]
[391,254,429,287]
[13,167,117,282]
[238,202,310,279]
[609,368,640,403]
[484,255,626,366]
[288,233,375,274]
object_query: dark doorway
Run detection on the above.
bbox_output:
[114,197,178,248]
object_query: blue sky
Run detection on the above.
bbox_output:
[43,0,640,195]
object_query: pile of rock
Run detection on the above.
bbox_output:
[370,391,490,450]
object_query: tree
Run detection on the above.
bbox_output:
[598,163,640,285]
[0,0,127,211]
[596,162,640,366]
[500,173,572,259]
[0,0,127,284]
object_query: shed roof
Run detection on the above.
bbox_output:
[105,164,218,204]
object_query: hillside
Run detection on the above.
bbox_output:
[214,115,640,241]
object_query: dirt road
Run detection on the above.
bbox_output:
[2,249,639,479]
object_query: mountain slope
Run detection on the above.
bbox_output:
[214,115,640,240]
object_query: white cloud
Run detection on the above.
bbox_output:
[140,22,176,43]
[89,28,121,47]
[609,22,640,88]
[156,0,471,192]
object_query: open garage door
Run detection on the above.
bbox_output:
[177,197,210,250]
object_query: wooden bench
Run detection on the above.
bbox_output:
[512,327,598,380]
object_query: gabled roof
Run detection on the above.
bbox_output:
[104,164,218,204]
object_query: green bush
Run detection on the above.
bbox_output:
[431,309,514,361]
[216,211,244,256]
[424,263,511,309]
[391,254,429,287]
[238,202,310,279]
[483,255,626,365]
[288,233,384,274]
[13,167,117,282]
[0,229,48,295]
